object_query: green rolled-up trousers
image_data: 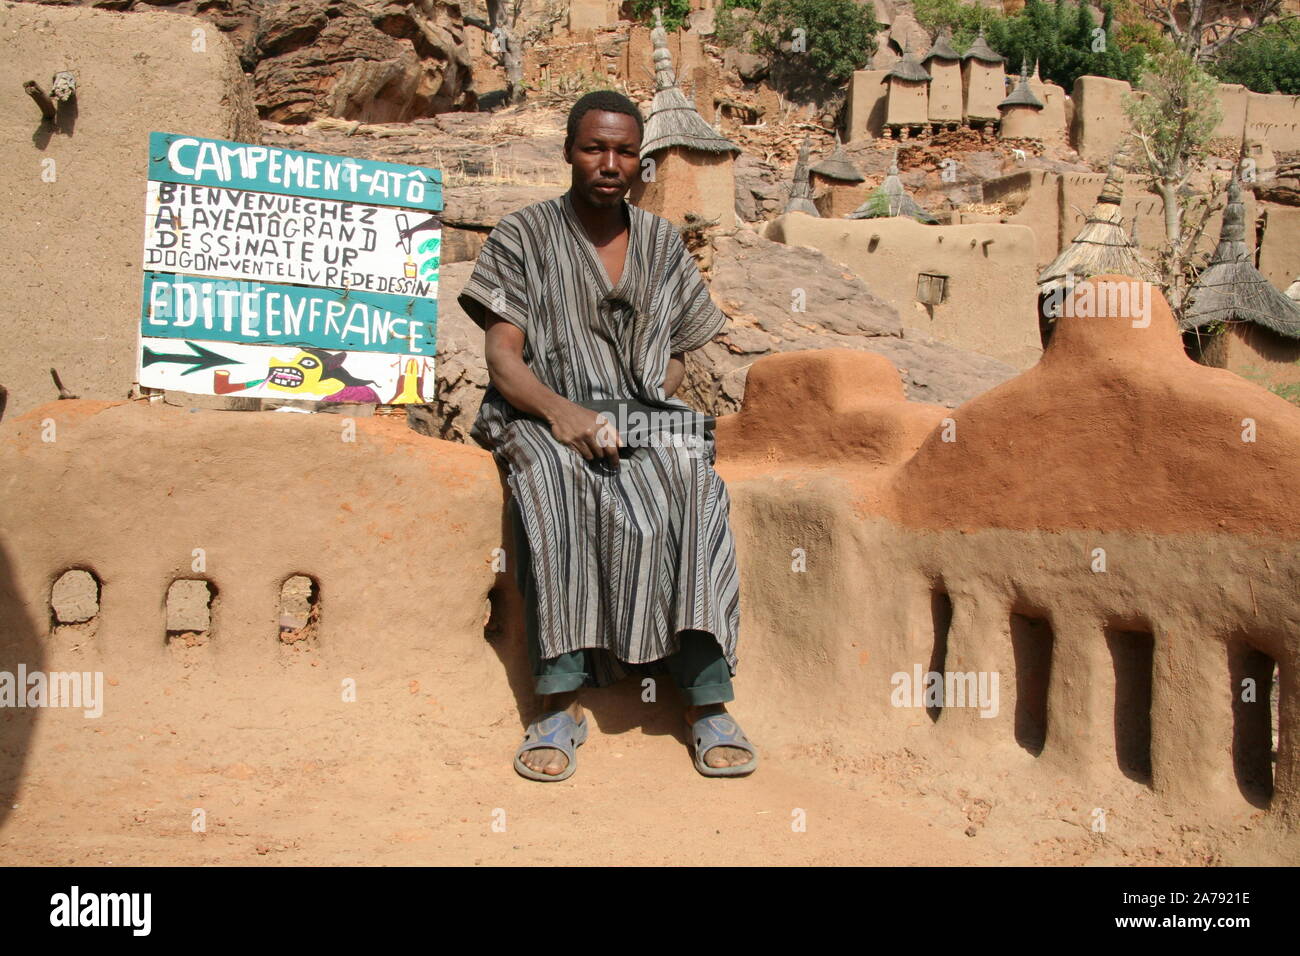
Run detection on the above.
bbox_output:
[507,495,734,705]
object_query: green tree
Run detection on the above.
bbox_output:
[723,0,880,83]
[912,0,1000,50]
[1088,4,1149,82]
[630,0,694,31]
[1210,21,1300,94]
[986,0,1063,80]
[1112,1,1175,60]
[985,0,1144,90]
[715,0,763,51]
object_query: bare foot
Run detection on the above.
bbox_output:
[518,693,584,777]
[684,703,754,769]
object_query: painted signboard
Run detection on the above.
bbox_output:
[138,132,443,404]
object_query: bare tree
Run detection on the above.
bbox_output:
[463,0,567,105]
[1124,49,1224,311]
[1134,0,1295,61]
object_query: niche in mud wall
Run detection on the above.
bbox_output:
[49,568,101,642]
[1229,637,1280,809]
[1010,611,1055,757]
[1105,625,1154,786]
[165,579,216,648]
[926,585,953,723]
[278,574,320,650]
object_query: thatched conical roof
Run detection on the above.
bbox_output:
[784,136,821,215]
[640,8,741,159]
[1000,69,1044,110]
[1182,180,1300,338]
[887,45,932,83]
[963,30,1004,64]
[845,150,937,223]
[923,28,961,65]
[1038,152,1156,296]
[809,132,865,183]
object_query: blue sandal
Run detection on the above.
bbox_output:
[688,713,758,778]
[514,710,588,782]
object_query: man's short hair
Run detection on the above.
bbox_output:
[566,90,644,148]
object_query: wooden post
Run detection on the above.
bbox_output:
[50,368,78,400]
[24,81,55,121]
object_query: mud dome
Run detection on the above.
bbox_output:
[0,277,1296,865]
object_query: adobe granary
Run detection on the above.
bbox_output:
[922,28,962,129]
[809,132,866,218]
[846,151,938,223]
[628,7,741,230]
[998,64,1045,141]
[961,30,1006,132]
[1029,60,1046,100]
[1038,152,1156,344]
[1181,179,1300,391]
[1023,60,1064,145]
[883,45,931,137]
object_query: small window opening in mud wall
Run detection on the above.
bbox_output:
[1230,640,1279,809]
[1010,612,1055,756]
[50,569,100,633]
[1037,293,1059,349]
[278,575,320,647]
[926,587,954,723]
[916,272,948,306]
[165,579,215,647]
[1106,627,1154,785]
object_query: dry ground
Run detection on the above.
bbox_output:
[1,642,1292,867]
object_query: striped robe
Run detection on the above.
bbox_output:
[457,189,741,681]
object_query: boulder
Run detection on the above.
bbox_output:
[253,0,476,123]
[427,261,491,444]
[46,0,477,121]
[733,153,787,222]
[441,183,563,262]
[729,50,769,83]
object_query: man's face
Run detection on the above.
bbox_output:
[565,109,642,208]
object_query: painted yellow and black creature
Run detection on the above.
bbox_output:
[212,347,429,404]
[265,348,381,403]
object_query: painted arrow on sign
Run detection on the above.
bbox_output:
[141,341,238,375]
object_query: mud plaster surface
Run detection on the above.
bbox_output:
[2,280,1298,865]
[1,456,1295,865]
[0,634,1289,866]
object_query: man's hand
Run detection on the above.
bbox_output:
[482,313,621,466]
[547,399,621,466]
[663,351,686,398]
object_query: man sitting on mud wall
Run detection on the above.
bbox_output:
[457,90,757,781]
